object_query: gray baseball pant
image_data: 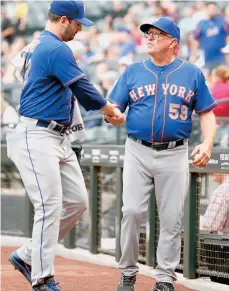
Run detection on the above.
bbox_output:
[6,118,88,286]
[119,137,189,283]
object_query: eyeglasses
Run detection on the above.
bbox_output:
[144,31,172,39]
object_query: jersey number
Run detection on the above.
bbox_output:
[23,39,40,87]
[169,103,188,121]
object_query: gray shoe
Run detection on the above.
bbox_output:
[116,274,136,291]
[153,282,175,291]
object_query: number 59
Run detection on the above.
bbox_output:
[169,103,188,121]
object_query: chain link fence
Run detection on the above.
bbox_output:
[97,167,117,256]
[197,173,229,282]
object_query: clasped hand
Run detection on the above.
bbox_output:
[100,103,126,126]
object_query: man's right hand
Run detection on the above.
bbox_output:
[100,103,121,118]
[103,113,126,126]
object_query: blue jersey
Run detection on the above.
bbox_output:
[19,30,89,125]
[108,58,217,142]
[193,16,229,63]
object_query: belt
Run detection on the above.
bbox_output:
[37,120,68,135]
[128,134,184,151]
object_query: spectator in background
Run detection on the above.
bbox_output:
[178,6,197,41]
[66,40,89,78]
[211,65,229,148]
[191,2,229,70]
[192,1,207,25]
[90,62,109,88]
[161,0,178,21]
[118,28,136,58]
[223,5,229,24]
[118,55,133,74]
[67,41,102,129]
[1,40,10,59]
[2,37,28,84]
[202,174,229,235]
[100,70,118,98]
[221,43,229,66]
[1,10,15,45]
[211,65,229,115]
[15,0,28,34]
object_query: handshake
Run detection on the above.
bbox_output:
[100,102,126,126]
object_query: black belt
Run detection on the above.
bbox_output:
[37,120,68,135]
[128,134,184,151]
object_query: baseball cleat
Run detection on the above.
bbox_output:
[32,277,61,291]
[9,251,32,284]
[116,274,136,291]
[153,282,175,291]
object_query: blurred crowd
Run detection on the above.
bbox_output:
[1,0,229,145]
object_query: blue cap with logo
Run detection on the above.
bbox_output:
[140,17,180,42]
[49,1,94,26]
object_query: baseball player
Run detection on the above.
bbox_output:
[104,17,217,291]
[191,1,229,70]
[7,1,123,291]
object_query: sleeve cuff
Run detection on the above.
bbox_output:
[107,98,125,112]
[195,101,217,114]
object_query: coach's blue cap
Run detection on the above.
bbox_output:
[49,1,94,26]
[140,17,180,42]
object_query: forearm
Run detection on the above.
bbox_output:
[70,78,107,111]
[199,110,216,145]
[70,79,120,117]
[190,38,199,58]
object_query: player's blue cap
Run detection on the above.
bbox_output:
[49,1,94,26]
[140,17,180,42]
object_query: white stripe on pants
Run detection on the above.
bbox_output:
[119,137,189,283]
[6,119,88,286]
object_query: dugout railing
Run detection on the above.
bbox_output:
[1,137,229,283]
[64,145,229,283]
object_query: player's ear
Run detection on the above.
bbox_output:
[169,39,178,49]
[60,16,69,25]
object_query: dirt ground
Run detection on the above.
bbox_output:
[1,246,197,291]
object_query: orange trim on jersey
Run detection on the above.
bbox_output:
[195,101,217,114]
[64,74,85,86]
[143,60,158,142]
[107,98,125,109]
[161,61,185,142]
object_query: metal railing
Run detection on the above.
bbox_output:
[1,138,229,283]
[61,145,229,282]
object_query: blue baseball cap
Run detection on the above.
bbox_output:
[49,1,94,26]
[140,17,180,42]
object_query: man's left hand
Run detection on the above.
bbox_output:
[191,142,213,168]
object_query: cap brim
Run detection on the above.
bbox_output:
[140,23,168,35]
[75,17,94,26]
